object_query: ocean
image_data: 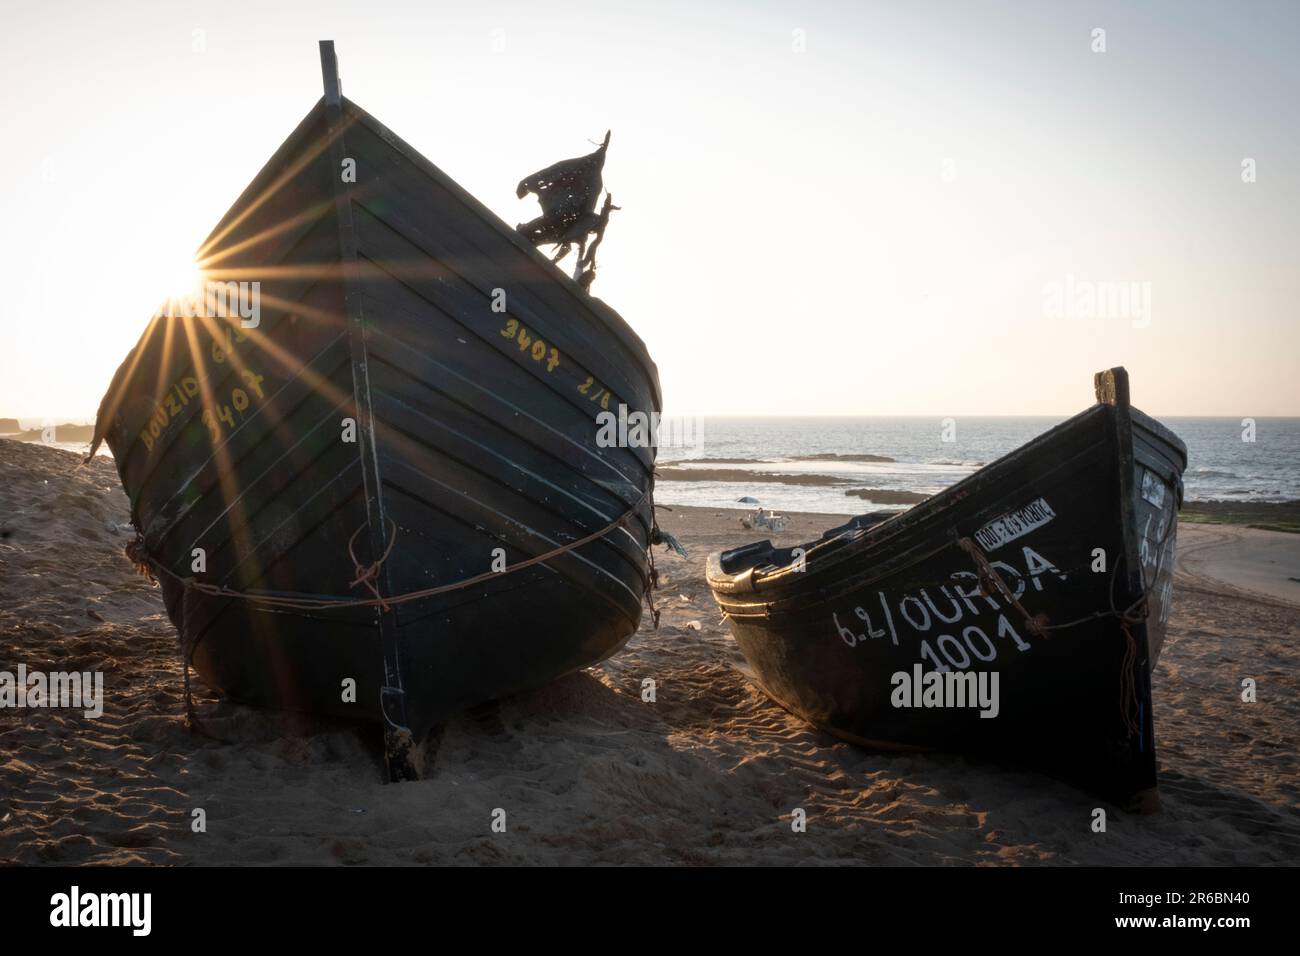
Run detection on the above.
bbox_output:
[654,416,1300,515]
[9,415,1297,518]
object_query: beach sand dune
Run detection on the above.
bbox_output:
[1,439,1297,865]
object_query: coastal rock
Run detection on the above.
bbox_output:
[656,467,846,487]
[13,423,96,444]
[844,487,928,504]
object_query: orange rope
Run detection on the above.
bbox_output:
[347,519,398,612]
[956,537,1049,638]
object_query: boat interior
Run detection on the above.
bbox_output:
[717,510,897,575]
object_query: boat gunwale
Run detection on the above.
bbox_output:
[196,101,335,262]
[707,400,1187,617]
[707,403,1108,592]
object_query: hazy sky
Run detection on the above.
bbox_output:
[1,0,1296,420]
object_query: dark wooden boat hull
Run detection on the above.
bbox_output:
[92,46,660,772]
[706,369,1185,806]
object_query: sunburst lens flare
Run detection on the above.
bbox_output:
[152,253,205,318]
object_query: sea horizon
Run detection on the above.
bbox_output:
[9,414,1298,515]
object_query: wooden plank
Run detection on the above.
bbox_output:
[353,253,653,487]
[349,201,656,472]
[320,40,341,106]
[366,366,650,591]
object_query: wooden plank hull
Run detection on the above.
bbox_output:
[706,371,1185,807]
[93,91,660,754]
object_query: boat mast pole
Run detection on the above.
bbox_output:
[319,40,418,782]
[320,39,342,105]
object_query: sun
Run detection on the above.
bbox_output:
[151,252,204,314]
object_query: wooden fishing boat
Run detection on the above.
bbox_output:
[707,369,1185,808]
[90,43,661,779]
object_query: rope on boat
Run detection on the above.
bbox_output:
[1119,621,1141,740]
[146,489,666,730]
[957,509,1176,743]
[649,524,688,558]
[956,537,1050,639]
[140,488,660,614]
[347,519,398,612]
[644,530,661,630]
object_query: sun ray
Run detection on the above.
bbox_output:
[194,112,357,264]
[88,312,166,458]
[176,312,261,587]
[199,199,337,272]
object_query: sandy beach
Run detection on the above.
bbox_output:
[1,438,1297,866]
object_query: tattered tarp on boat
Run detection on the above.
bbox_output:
[515,132,610,247]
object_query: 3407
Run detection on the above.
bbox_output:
[200,368,266,441]
[500,318,560,371]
